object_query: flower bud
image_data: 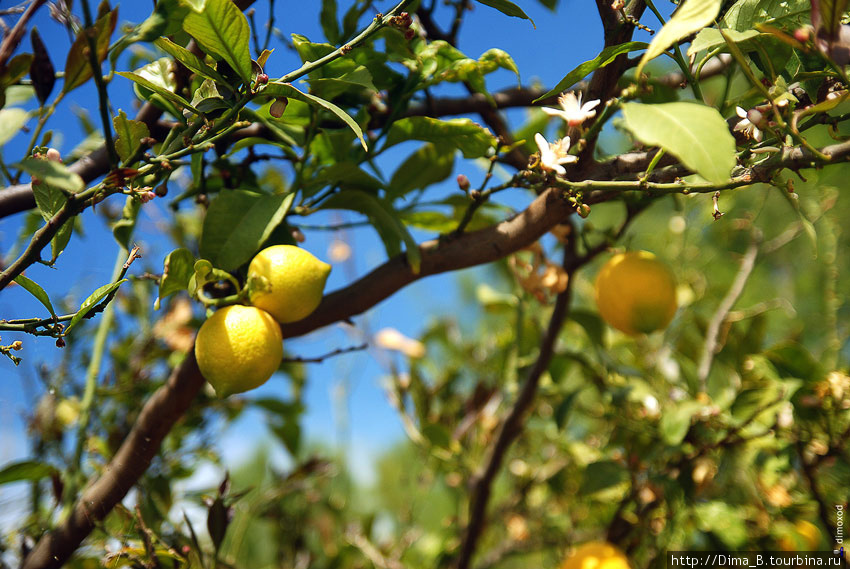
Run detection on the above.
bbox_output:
[457,174,470,191]
[256,73,269,85]
[793,27,811,43]
[269,97,288,118]
[56,337,66,348]
[46,148,62,162]
[155,183,168,197]
[577,203,591,218]
[404,28,416,41]
[747,108,765,127]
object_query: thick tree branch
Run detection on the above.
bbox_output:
[278,187,574,338]
[21,351,204,569]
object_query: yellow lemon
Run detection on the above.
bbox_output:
[594,250,677,336]
[560,541,631,569]
[778,520,822,551]
[247,245,332,324]
[194,305,283,397]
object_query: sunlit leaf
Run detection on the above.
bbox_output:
[65,279,129,333]
[15,158,84,194]
[154,37,229,85]
[113,110,150,164]
[636,0,722,76]
[183,0,253,84]
[157,248,196,306]
[14,275,57,319]
[0,108,30,146]
[621,102,735,185]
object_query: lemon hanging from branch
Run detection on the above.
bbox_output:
[247,245,332,324]
[195,305,283,397]
[594,251,677,336]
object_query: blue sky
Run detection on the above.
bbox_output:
[0,0,668,527]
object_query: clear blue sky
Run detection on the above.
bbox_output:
[0,0,666,527]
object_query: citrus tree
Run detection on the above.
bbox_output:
[0,0,848,567]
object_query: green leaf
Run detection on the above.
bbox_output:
[14,275,56,319]
[50,220,73,264]
[535,42,649,102]
[384,117,496,159]
[723,0,809,31]
[320,0,340,44]
[191,79,230,113]
[621,102,735,185]
[729,387,778,422]
[580,460,628,495]
[688,27,761,55]
[766,341,824,381]
[659,400,704,444]
[474,0,535,26]
[16,158,84,194]
[309,66,376,99]
[636,0,723,76]
[421,423,452,450]
[570,309,605,347]
[0,54,34,89]
[554,390,581,430]
[322,190,421,273]
[694,502,749,548]
[154,37,228,85]
[157,248,196,306]
[305,162,383,196]
[183,0,253,84]
[65,279,128,334]
[479,48,521,83]
[113,110,150,163]
[388,143,455,199]
[199,191,295,271]
[262,82,367,149]
[112,198,140,249]
[24,163,75,265]
[0,108,30,146]
[63,8,117,92]
[0,460,56,485]
[117,71,200,114]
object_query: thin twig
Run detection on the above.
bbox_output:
[696,231,760,389]
[346,527,408,569]
[281,342,368,364]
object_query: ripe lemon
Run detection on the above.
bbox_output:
[594,251,677,336]
[560,541,631,569]
[247,245,332,324]
[778,520,821,551]
[194,305,283,397]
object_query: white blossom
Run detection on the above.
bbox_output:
[733,106,763,142]
[534,133,577,175]
[542,91,600,127]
